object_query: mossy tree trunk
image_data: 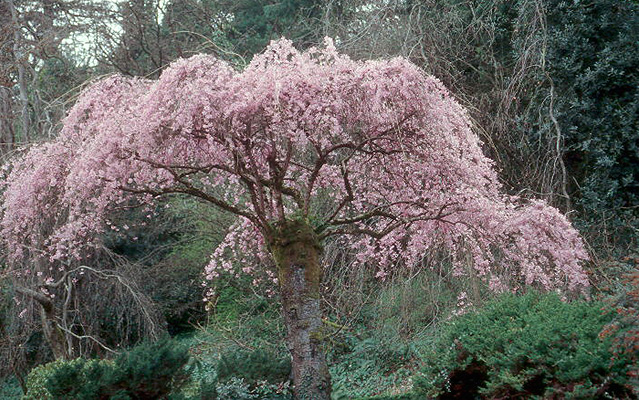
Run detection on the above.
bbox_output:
[268,219,331,400]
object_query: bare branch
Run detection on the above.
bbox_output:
[55,324,117,354]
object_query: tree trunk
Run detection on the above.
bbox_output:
[0,85,14,153]
[269,219,331,400]
[15,286,70,360]
[39,302,70,360]
[6,0,30,142]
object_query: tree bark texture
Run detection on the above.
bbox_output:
[269,219,331,400]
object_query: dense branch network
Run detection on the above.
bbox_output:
[1,38,589,297]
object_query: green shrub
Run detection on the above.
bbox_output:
[108,337,191,398]
[362,395,418,400]
[215,377,256,400]
[0,376,24,399]
[23,337,190,400]
[213,376,291,400]
[22,358,113,400]
[414,292,636,399]
[216,347,290,387]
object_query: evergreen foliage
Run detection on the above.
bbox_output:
[545,0,639,214]
[219,0,323,57]
[414,292,636,399]
[514,0,639,227]
[23,338,190,400]
[22,358,113,400]
[604,253,639,388]
[216,347,291,387]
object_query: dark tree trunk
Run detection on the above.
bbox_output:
[15,286,70,360]
[38,302,69,360]
[269,219,331,400]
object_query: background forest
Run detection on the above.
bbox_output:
[0,0,638,399]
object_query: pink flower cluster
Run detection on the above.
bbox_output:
[1,38,589,295]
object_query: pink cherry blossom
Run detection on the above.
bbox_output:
[1,38,589,297]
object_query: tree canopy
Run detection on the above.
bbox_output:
[1,38,588,294]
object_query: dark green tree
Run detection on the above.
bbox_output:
[542,0,639,217]
[43,338,190,399]
[217,0,324,57]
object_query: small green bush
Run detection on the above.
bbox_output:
[23,358,113,400]
[215,377,256,400]
[23,337,190,400]
[216,347,290,387]
[213,376,291,400]
[414,292,636,399]
[362,395,418,400]
[108,337,191,398]
[0,376,24,399]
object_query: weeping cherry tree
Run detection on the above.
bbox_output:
[1,39,589,399]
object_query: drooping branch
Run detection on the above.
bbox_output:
[56,324,117,354]
[119,181,263,230]
[320,203,457,240]
[14,286,53,313]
